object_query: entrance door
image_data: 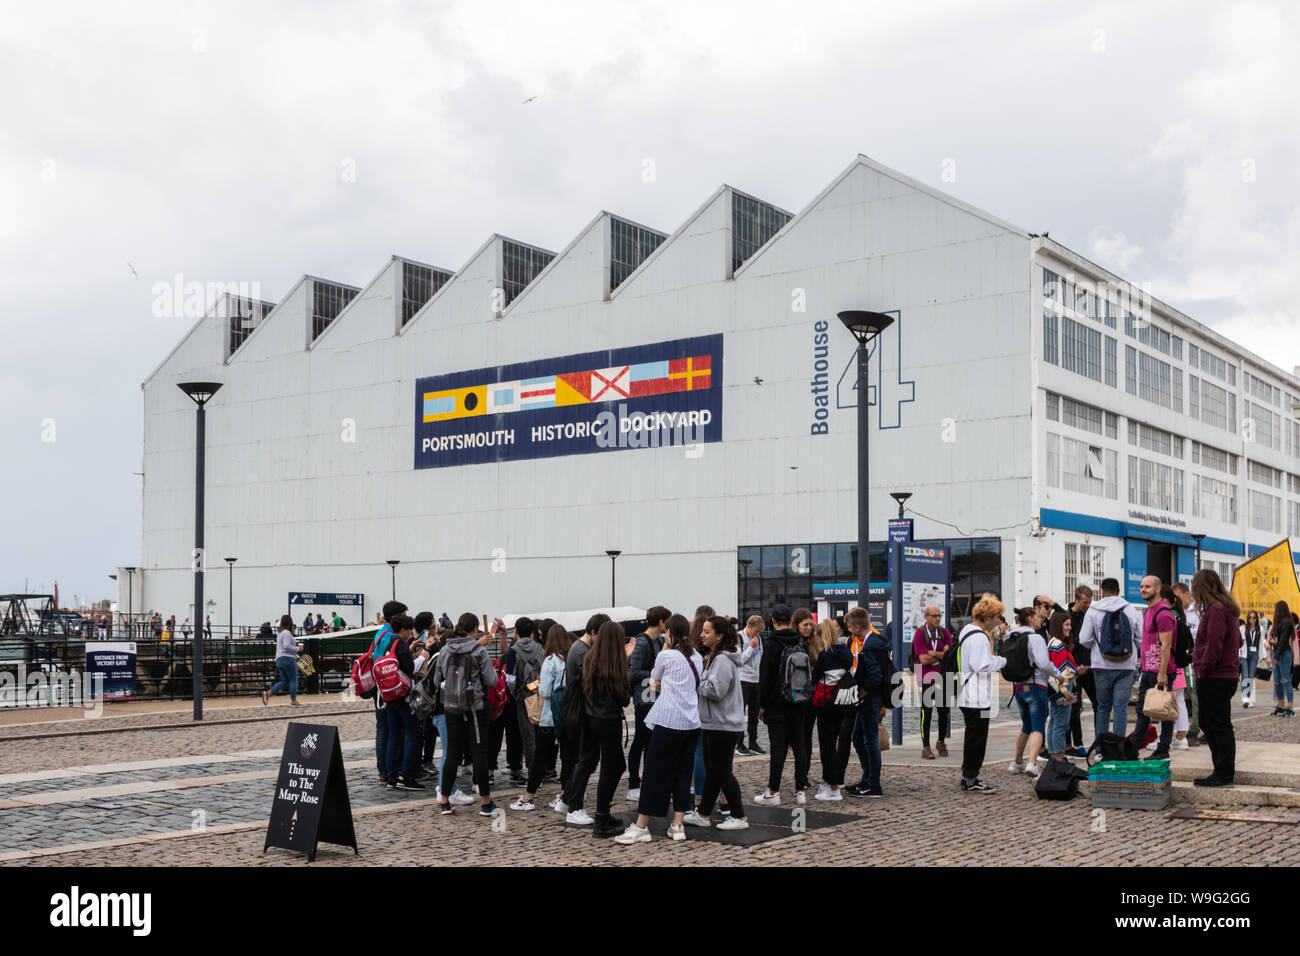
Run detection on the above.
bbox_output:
[1145,543,1174,587]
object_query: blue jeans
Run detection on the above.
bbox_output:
[1240,652,1259,699]
[1092,668,1135,738]
[693,733,706,797]
[433,714,450,778]
[1275,650,1294,704]
[385,696,421,782]
[1014,685,1048,735]
[269,656,298,698]
[1047,686,1072,754]
[857,698,882,788]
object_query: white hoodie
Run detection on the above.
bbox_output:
[957,622,1007,711]
[1076,595,1142,670]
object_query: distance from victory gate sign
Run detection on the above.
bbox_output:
[414,334,723,468]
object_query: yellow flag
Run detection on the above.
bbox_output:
[1230,539,1300,622]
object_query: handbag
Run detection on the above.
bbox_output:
[524,680,544,724]
[878,724,890,751]
[1142,686,1179,722]
[1035,757,1088,801]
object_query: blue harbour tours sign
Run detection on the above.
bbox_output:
[414,334,723,468]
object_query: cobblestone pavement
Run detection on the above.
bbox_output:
[4,688,1299,867]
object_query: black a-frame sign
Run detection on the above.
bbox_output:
[264,722,358,862]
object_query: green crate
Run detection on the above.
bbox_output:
[1088,759,1169,780]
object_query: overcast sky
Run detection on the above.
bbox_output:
[1,0,1296,608]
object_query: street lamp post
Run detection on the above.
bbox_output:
[838,310,897,740]
[606,550,622,606]
[739,558,753,617]
[1191,533,1206,573]
[890,491,913,520]
[178,382,223,722]
[225,558,237,640]
[387,560,400,601]
[124,567,136,639]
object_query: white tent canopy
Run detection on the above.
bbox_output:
[500,607,647,632]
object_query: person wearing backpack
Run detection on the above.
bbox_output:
[615,614,702,844]
[511,617,545,787]
[691,615,750,830]
[1131,576,1179,760]
[362,601,408,785]
[1076,578,1143,741]
[1044,611,1080,761]
[811,614,856,800]
[956,594,1009,792]
[626,606,670,802]
[512,624,573,811]
[1006,605,1055,779]
[754,605,810,806]
[562,621,632,837]
[912,606,953,760]
[555,613,610,821]
[847,614,892,798]
[1191,569,1242,786]
[434,612,501,817]
[381,614,430,790]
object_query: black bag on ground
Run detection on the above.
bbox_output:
[1035,758,1088,801]
[1086,732,1140,764]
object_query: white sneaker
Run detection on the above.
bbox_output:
[753,789,781,806]
[794,790,807,806]
[547,797,564,811]
[815,783,832,800]
[565,808,594,826]
[1008,762,1026,774]
[449,790,476,805]
[1024,763,1041,779]
[1173,738,1189,750]
[552,799,569,814]
[614,824,651,845]
[668,823,686,841]
[626,788,641,802]
[682,810,712,827]
[816,787,843,801]
[717,816,750,830]
[1145,740,1159,751]
[508,796,535,811]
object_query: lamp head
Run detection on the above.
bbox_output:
[387,560,401,568]
[178,382,223,406]
[836,311,895,344]
[225,557,238,566]
[606,550,622,559]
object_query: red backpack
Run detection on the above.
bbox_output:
[486,658,509,720]
[373,642,413,702]
[350,645,378,698]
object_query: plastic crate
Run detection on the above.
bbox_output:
[1090,780,1171,810]
[1088,759,1169,782]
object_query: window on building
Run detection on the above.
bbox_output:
[1104,337,1117,387]
[1249,489,1282,534]
[731,192,792,273]
[400,261,452,327]
[1248,460,1283,488]
[1192,474,1238,524]
[311,280,360,341]
[1050,432,1117,499]
[1045,392,1060,421]
[1064,542,1107,598]
[1125,346,1137,395]
[1192,441,1238,476]
[1244,401,1282,451]
[501,240,556,308]
[1127,422,1183,459]
[1128,455,1184,513]
[1189,375,1235,432]
[227,297,275,357]
[1043,308,1059,365]
[1061,317,1103,382]
[610,217,667,292]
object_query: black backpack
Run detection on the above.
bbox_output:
[1034,757,1088,801]
[880,650,900,709]
[1086,732,1140,764]
[940,629,980,680]
[563,652,586,737]
[1173,616,1195,669]
[633,634,661,717]
[999,630,1034,684]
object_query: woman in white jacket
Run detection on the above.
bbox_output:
[957,595,1008,793]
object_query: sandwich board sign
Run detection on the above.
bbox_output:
[264,722,357,862]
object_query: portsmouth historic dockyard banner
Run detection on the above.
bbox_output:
[415,334,723,468]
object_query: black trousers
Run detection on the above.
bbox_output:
[422,715,438,762]
[637,726,699,818]
[440,710,492,798]
[1197,676,1236,782]
[627,710,653,787]
[741,681,759,746]
[816,709,855,786]
[919,679,950,747]
[525,725,560,794]
[765,705,809,793]
[698,730,744,816]
[1069,669,1097,748]
[491,699,523,773]
[564,715,624,816]
[960,707,990,780]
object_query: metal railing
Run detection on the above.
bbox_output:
[0,631,379,702]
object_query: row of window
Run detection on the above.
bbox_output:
[610,217,667,293]
[1244,370,1282,407]
[1189,375,1237,433]
[1128,420,1184,459]
[1044,391,1119,439]
[1188,343,1234,385]
[311,280,360,342]
[732,193,792,274]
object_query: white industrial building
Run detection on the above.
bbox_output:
[127,154,1300,631]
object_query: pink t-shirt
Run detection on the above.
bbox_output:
[1141,602,1178,674]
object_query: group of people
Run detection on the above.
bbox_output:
[299,612,349,634]
[348,565,1250,845]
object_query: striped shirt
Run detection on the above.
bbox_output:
[650,649,701,731]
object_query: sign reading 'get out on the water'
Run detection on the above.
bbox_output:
[414,334,723,469]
